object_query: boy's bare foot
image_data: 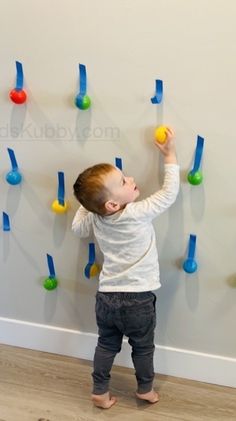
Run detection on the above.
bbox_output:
[91,391,117,409]
[136,389,159,403]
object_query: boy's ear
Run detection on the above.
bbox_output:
[104,200,120,213]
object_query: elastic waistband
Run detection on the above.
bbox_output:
[96,291,154,300]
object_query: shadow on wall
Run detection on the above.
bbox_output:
[24,87,60,147]
[156,166,207,347]
[180,166,206,310]
[2,232,10,262]
[226,274,236,288]
[11,232,42,275]
[139,126,162,197]
[5,184,22,218]
[42,281,58,323]
[10,103,27,140]
[18,175,53,226]
[74,106,92,145]
[155,187,184,343]
[52,213,68,248]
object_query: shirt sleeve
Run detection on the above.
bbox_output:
[71,205,93,238]
[127,164,180,221]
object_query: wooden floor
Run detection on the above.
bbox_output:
[0,344,235,421]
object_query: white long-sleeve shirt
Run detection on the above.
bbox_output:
[72,164,179,292]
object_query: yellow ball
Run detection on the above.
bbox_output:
[51,199,69,214]
[90,264,100,277]
[154,126,167,144]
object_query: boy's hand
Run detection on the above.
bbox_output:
[154,127,177,164]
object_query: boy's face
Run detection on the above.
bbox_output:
[104,167,140,211]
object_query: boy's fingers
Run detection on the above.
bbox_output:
[165,127,174,137]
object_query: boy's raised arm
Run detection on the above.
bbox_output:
[128,128,179,220]
[72,205,93,238]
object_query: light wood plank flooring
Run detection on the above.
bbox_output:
[0,344,235,421]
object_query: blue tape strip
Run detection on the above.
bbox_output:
[151,79,163,104]
[84,243,96,278]
[3,212,10,231]
[183,234,197,273]
[191,136,204,174]
[79,64,87,96]
[7,148,18,171]
[58,172,65,206]
[115,157,122,170]
[84,264,91,279]
[16,61,24,91]
[88,243,95,265]
[188,234,196,260]
[47,254,56,278]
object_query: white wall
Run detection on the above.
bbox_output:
[0,0,236,386]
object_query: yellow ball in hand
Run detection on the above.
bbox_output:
[154,126,167,144]
[51,199,69,214]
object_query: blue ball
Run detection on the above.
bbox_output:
[6,170,22,185]
[183,259,197,274]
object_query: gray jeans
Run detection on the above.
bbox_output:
[92,291,156,395]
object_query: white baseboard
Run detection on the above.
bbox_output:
[0,317,235,388]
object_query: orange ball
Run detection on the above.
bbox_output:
[9,89,27,104]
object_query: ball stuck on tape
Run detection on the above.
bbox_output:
[51,200,69,214]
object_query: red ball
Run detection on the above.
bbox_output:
[9,89,27,104]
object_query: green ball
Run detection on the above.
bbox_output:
[43,277,58,290]
[75,94,91,110]
[187,171,203,185]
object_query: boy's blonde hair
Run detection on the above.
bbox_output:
[73,163,114,215]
